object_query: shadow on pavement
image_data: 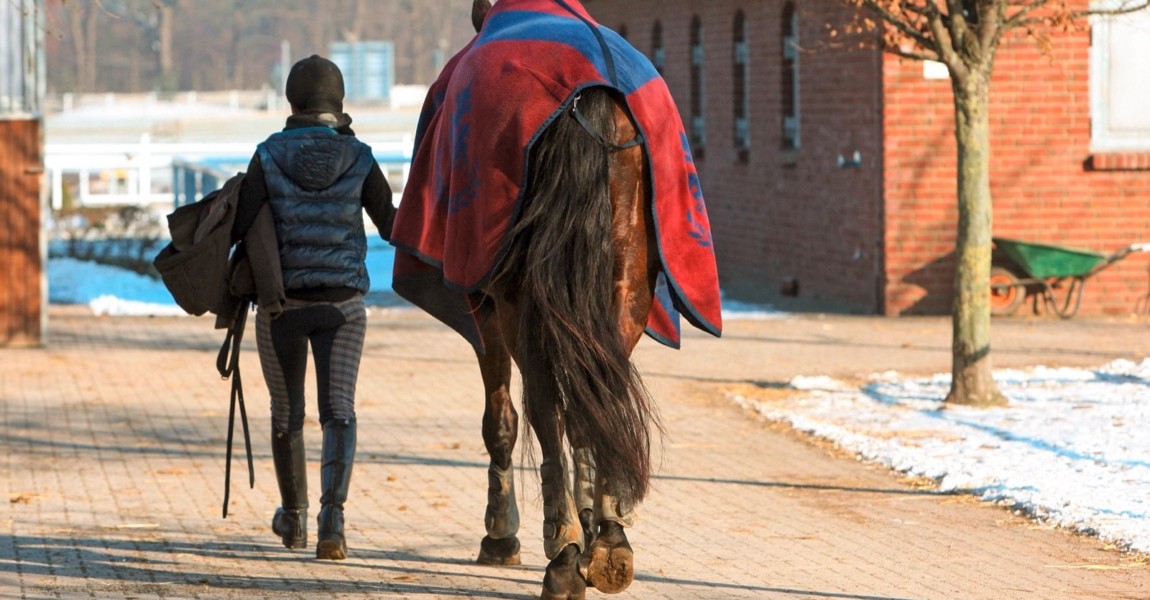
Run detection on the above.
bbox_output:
[2,534,533,598]
[655,474,950,497]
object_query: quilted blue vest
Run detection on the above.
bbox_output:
[257,127,374,294]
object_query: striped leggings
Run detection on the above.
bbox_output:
[256,295,367,433]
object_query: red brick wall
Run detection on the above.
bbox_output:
[882,15,1150,316]
[0,118,44,346]
[590,0,1150,317]
[587,0,887,313]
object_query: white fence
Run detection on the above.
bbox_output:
[44,133,414,210]
[46,86,430,115]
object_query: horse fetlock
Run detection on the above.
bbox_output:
[572,448,596,512]
[578,509,594,550]
[540,456,582,559]
[477,534,522,566]
[594,494,636,529]
[484,463,520,538]
[542,517,584,559]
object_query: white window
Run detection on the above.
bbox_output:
[1090,2,1150,151]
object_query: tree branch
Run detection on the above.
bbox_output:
[944,0,974,58]
[888,46,939,61]
[1075,0,1150,17]
[924,3,970,80]
[859,1,938,53]
[1003,0,1060,29]
[977,0,1005,54]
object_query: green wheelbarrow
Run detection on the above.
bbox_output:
[990,237,1150,318]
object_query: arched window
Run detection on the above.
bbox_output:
[651,20,664,74]
[781,3,800,150]
[733,10,750,159]
[690,16,706,157]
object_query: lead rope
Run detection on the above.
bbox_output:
[216,300,255,518]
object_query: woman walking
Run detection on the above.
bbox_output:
[231,54,395,560]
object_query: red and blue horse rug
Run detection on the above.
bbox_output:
[390,0,722,351]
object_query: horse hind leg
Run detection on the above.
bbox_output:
[536,411,587,599]
[573,447,636,594]
[537,425,636,599]
[497,84,654,598]
[571,89,653,596]
[475,316,522,566]
[495,339,583,598]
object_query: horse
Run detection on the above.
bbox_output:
[470,80,656,597]
[391,1,721,597]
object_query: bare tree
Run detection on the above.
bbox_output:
[155,0,175,90]
[58,0,99,91]
[47,0,475,93]
[836,0,1150,405]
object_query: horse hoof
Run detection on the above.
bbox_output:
[540,545,586,600]
[477,535,522,566]
[582,521,633,594]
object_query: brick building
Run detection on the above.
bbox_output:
[1,0,46,346]
[585,0,1150,316]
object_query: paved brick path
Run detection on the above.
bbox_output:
[3,307,1149,599]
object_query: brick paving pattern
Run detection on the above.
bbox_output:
[3,307,1149,599]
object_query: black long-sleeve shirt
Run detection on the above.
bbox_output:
[231,153,394,244]
[230,121,397,302]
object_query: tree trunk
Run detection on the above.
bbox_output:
[349,0,367,41]
[157,3,175,91]
[945,71,1008,407]
[68,4,98,92]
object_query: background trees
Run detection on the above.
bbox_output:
[45,0,474,93]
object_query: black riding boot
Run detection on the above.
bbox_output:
[316,418,356,560]
[270,428,308,549]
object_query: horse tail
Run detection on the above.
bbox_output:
[493,86,658,503]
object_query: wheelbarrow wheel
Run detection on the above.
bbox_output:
[990,266,1025,316]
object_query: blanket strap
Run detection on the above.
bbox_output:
[571,92,644,152]
[216,300,255,518]
[553,0,618,85]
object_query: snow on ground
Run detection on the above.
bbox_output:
[49,251,1150,555]
[49,257,189,316]
[48,237,399,316]
[731,362,1150,554]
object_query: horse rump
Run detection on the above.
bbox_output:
[491,86,658,505]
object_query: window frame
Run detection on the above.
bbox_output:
[651,20,665,74]
[690,16,706,158]
[733,10,750,160]
[1089,0,1150,152]
[781,3,800,151]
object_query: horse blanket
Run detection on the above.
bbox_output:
[390,0,722,351]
